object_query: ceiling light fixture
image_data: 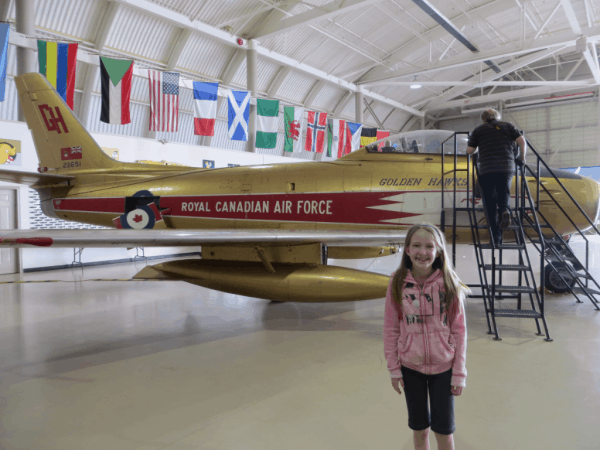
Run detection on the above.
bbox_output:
[410,76,422,89]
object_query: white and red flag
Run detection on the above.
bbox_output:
[193,81,218,136]
[304,110,327,153]
[148,70,179,132]
[61,146,82,160]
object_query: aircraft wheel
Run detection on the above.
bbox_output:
[544,263,575,294]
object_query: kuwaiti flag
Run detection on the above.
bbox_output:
[100,57,133,125]
[193,81,219,136]
[328,119,347,158]
[305,110,328,153]
[37,40,78,109]
[284,106,304,153]
[0,24,9,102]
[228,90,250,141]
[256,98,279,149]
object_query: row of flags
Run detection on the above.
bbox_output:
[0,34,391,157]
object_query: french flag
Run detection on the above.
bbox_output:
[193,81,219,136]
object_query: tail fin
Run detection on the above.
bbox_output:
[15,73,122,172]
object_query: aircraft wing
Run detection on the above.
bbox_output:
[0,168,74,186]
[0,229,406,248]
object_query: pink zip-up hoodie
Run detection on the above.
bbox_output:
[383,269,467,388]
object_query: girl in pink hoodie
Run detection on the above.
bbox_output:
[384,224,469,450]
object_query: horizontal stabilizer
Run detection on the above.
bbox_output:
[0,169,74,186]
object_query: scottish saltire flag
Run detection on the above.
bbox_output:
[0,24,9,102]
[284,106,304,153]
[37,40,78,109]
[148,70,180,132]
[346,122,363,154]
[305,110,327,153]
[227,90,250,141]
[100,57,133,125]
[193,81,219,136]
[256,98,279,149]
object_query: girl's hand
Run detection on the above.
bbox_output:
[451,386,463,396]
[391,377,404,395]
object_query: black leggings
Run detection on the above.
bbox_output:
[401,365,455,435]
[478,172,513,244]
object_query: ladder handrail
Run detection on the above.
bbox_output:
[524,140,600,236]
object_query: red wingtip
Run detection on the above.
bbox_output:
[0,237,55,247]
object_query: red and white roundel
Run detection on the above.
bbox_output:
[125,208,150,229]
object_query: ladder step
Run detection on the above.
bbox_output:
[493,309,542,318]
[545,254,580,263]
[490,285,536,293]
[483,264,530,271]
[480,244,525,250]
[476,224,520,231]
[571,287,600,296]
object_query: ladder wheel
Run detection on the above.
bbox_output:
[544,262,575,294]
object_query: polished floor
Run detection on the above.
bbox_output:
[1,240,600,450]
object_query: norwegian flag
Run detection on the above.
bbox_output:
[304,110,328,153]
[148,70,179,132]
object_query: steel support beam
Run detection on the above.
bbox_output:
[440,85,595,110]
[355,87,364,123]
[0,0,12,22]
[333,91,353,116]
[166,28,192,71]
[267,66,292,98]
[253,0,379,39]
[79,0,120,128]
[427,46,571,110]
[359,25,600,85]
[113,0,421,116]
[363,99,384,128]
[247,39,257,153]
[303,80,326,108]
[16,0,36,121]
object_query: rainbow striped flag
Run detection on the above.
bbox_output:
[37,40,78,109]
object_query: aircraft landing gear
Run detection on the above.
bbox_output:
[544,262,575,293]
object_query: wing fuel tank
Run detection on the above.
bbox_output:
[134,260,390,302]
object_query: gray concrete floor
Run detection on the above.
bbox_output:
[1,240,599,450]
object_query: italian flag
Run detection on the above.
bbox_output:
[100,57,133,125]
[284,106,304,153]
[256,98,279,149]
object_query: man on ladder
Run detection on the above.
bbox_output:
[466,108,527,246]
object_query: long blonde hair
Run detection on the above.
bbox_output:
[392,224,470,310]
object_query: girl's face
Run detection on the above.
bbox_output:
[406,229,439,273]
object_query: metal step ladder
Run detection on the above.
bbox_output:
[441,133,600,341]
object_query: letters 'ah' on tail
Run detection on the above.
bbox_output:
[15,73,123,172]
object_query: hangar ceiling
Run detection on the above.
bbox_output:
[1,0,599,132]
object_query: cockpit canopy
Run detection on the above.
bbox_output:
[365,130,469,155]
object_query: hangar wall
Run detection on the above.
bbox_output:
[438,96,600,169]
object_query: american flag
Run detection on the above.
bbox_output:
[148,70,180,132]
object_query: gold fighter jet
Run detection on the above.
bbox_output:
[0,73,599,302]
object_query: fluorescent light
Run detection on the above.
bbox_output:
[410,84,422,89]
